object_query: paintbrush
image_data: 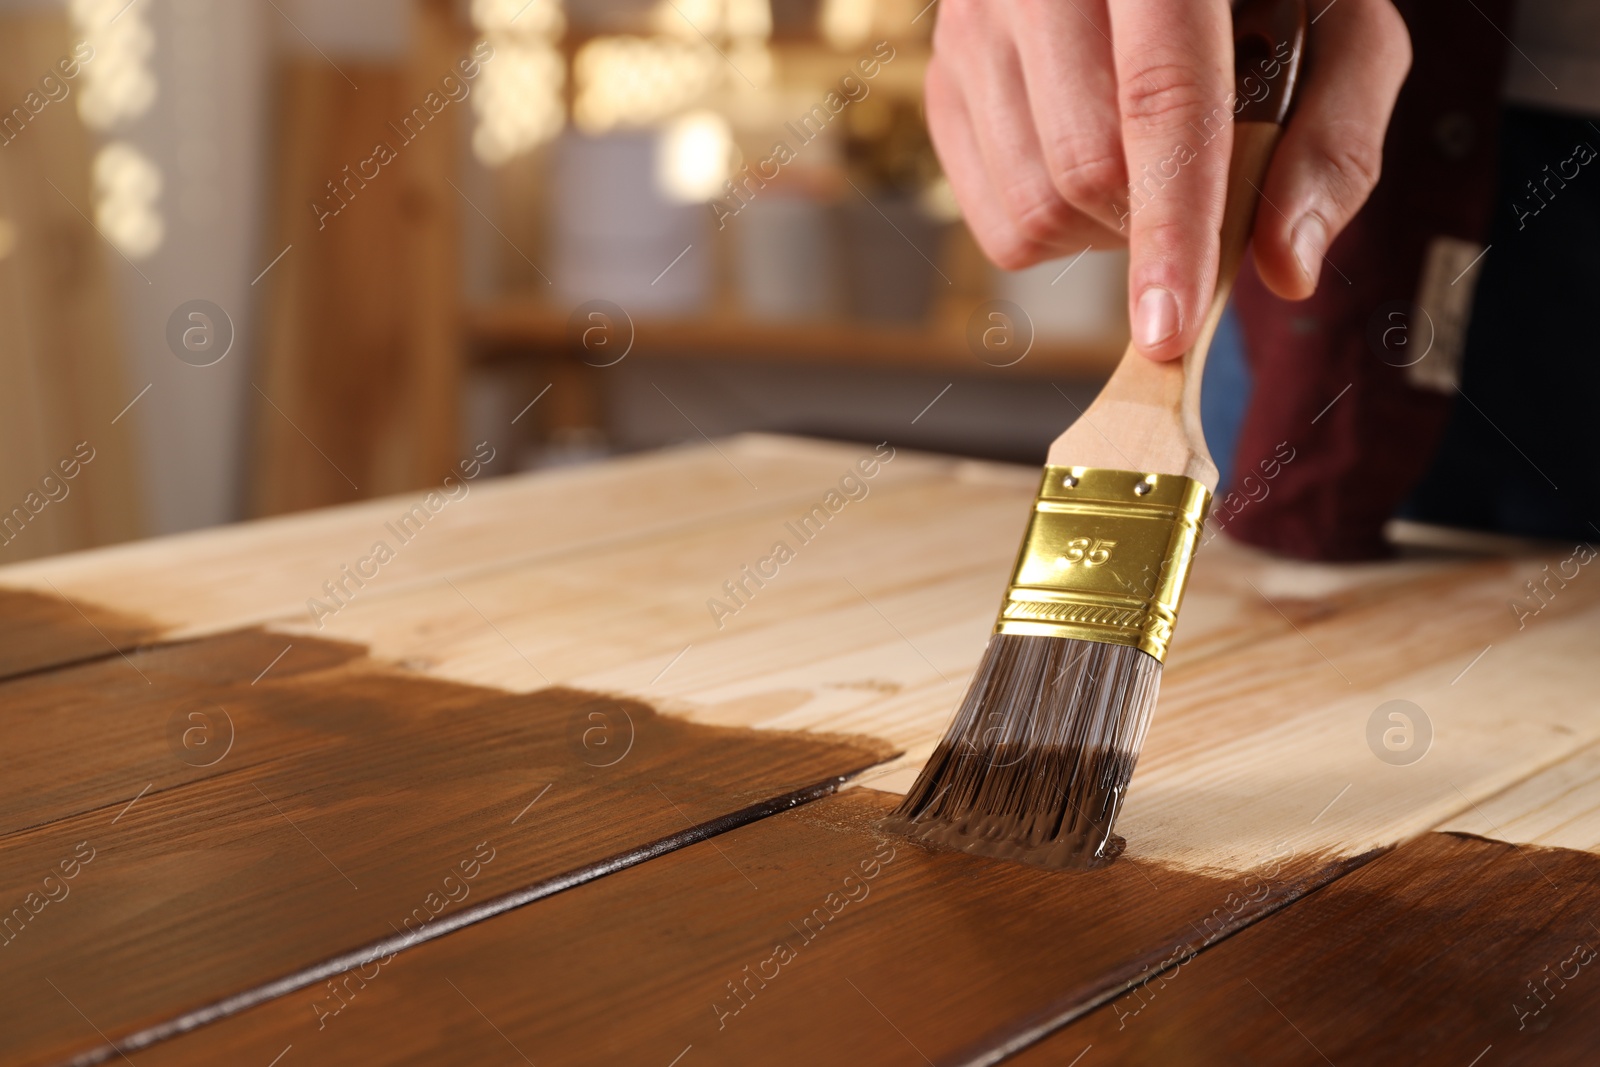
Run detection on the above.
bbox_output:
[884,0,1307,870]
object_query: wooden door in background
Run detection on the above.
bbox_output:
[249,0,464,516]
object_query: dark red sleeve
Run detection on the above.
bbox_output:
[1225,0,1513,560]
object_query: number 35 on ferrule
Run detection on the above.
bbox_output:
[1055,538,1115,568]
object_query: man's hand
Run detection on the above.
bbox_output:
[925,0,1411,360]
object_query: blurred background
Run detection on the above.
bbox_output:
[0,0,1218,563]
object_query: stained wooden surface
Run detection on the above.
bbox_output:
[1011,739,1600,1063]
[132,789,1367,1067]
[0,628,885,1067]
[0,587,160,680]
[1,435,1598,1065]
[1007,831,1600,1065]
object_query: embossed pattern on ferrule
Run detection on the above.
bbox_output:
[994,466,1212,662]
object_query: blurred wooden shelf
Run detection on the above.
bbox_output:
[464,299,1126,379]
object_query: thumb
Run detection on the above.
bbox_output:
[1251,0,1411,298]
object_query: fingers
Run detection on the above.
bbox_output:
[1107,0,1234,360]
[1252,0,1411,299]
[924,62,1073,268]
[1009,0,1126,233]
[927,0,1119,269]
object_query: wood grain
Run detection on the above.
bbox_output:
[1011,831,1600,1065]
[0,437,949,663]
[0,626,890,1067]
[1438,738,1600,852]
[0,586,160,680]
[129,788,1372,1067]
[3,438,1598,1065]
[6,436,1599,881]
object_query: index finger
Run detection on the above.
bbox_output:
[1107,0,1234,360]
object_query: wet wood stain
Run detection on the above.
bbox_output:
[130,790,1367,1067]
[0,586,164,681]
[1015,831,1600,1065]
[0,622,893,1067]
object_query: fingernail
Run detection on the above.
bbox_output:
[1291,214,1327,282]
[1134,286,1180,350]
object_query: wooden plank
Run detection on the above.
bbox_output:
[269,475,1600,877]
[121,788,1370,1067]
[1437,739,1600,852]
[1011,833,1600,1065]
[6,437,1595,869]
[0,586,161,679]
[0,628,888,1067]
[1013,742,1600,1064]
[102,575,1600,1067]
[5,437,1598,1064]
[0,437,949,675]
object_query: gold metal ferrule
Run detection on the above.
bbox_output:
[995,466,1212,662]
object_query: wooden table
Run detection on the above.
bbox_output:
[3,435,1597,1066]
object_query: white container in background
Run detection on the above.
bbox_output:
[994,249,1129,342]
[733,194,837,321]
[551,131,711,315]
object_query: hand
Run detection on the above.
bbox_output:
[925,0,1411,360]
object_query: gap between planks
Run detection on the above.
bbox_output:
[49,777,860,1067]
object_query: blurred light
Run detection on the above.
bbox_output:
[472,0,565,37]
[70,0,158,130]
[725,0,773,40]
[93,141,164,259]
[820,0,875,49]
[71,0,164,259]
[471,0,567,165]
[0,219,16,263]
[653,0,722,39]
[919,175,962,222]
[573,36,718,132]
[657,110,734,201]
[727,40,774,87]
[472,41,566,164]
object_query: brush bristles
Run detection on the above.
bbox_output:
[882,633,1162,870]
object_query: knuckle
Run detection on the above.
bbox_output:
[1131,215,1200,261]
[1003,181,1074,247]
[1049,150,1125,213]
[1119,60,1211,127]
[983,231,1040,272]
[1315,125,1385,203]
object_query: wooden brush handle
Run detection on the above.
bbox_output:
[1047,0,1306,490]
